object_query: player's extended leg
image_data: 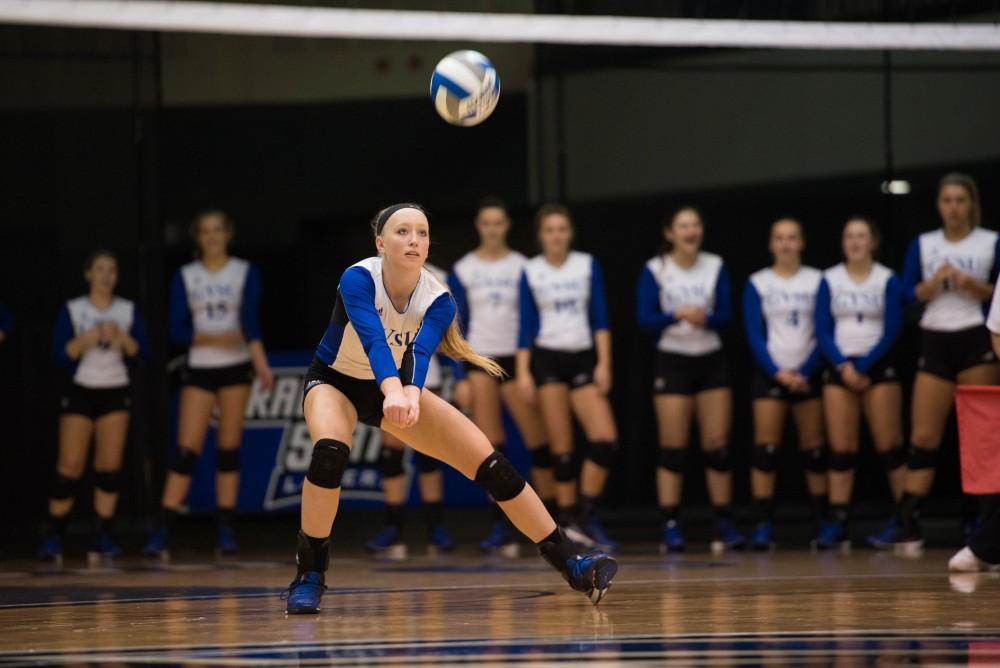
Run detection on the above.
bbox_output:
[570,384,619,549]
[696,388,742,553]
[862,382,905,548]
[90,410,129,560]
[654,394,692,553]
[215,383,252,555]
[41,414,93,562]
[749,398,787,549]
[818,385,858,550]
[383,391,618,605]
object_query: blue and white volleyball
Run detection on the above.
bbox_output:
[430,50,500,127]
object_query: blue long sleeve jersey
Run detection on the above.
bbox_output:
[814,263,903,374]
[743,266,823,378]
[314,257,456,389]
[518,252,609,352]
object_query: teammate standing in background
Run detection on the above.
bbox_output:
[636,206,743,554]
[896,173,1000,554]
[41,251,147,563]
[814,217,905,549]
[145,210,274,559]
[743,218,827,550]
[449,198,555,557]
[516,204,617,550]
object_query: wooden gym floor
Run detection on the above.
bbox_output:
[0,543,998,666]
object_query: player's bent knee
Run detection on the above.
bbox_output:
[554,453,577,482]
[531,445,553,469]
[587,441,617,468]
[50,473,81,500]
[703,447,732,472]
[657,447,686,473]
[94,470,122,494]
[170,447,198,476]
[474,451,526,502]
[306,439,351,489]
[752,443,779,473]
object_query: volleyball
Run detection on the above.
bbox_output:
[429,50,500,127]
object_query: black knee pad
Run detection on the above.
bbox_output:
[474,451,526,502]
[587,441,617,469]
[829,451,857,472]
[531,445,553,469]
[553,452,577,482]
[51,474,81,500]
[880,446,907,471]
[657,447,687,473]
[801,446,828,473]
[217,448,240,472]
[415,451,439,473]
[703,447,732,472]
[752,443,779,473]
[171,447,198,476]
[306,439,351,489]
[93,470,122,494]
[907,446,938,471]
[380,446,405,478]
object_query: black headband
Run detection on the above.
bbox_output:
[375,203,425,235]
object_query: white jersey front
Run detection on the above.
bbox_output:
[66,296,135,388]
[646,252,724,355]
[523,251,596,352]
[917,228,999,331]
[750,266,822,371]
[181,258,251,368]
[332,257,450,380]
[451,251,526,357]
[824,263,894,357]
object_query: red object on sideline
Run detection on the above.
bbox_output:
[955,385,1000,495]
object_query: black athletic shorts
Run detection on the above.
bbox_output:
[61,383,131,419]
[182,361,254,392]
[303,357,386,427]
[653,350,729,396]
[918,326,998,381]
[822,354,900,388]
[751,367,822,403]
[463,355,516,381]
[531,347,596,389]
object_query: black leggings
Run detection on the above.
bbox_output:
[970,494,1000,564]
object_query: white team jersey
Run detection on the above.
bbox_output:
[182,258,251,368]
[524,251,595,352]
[332,257,449,380]
[66,296,134,388]
[750,266,822,371]
[451,251,526,357]
[423,263,448,389]
[646,252,724,355]
[918,228,998,331]
[824,263,893,357]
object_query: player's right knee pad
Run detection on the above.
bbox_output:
[553,452,577,482]
[306,439,351,489]
[751,443,779,473]
[829,451,857,472]
[380,446,405,478]
[880,446,907,470]
[907,446,938,471]
[703,447,732,472]
[657,447,686,473]
[531,445,553,469]
[50,473,81,500]
[474,451,526,502]
[170,447,198,476]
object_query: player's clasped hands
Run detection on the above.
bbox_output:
[675,305,707,327]
[383,386,421,428]
[775,368,810,394]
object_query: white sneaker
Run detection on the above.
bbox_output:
[948,546,1000,572]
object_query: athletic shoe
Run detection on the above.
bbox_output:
[710,518,745,555]
[948,546,1000,572]
[539,534,618,606]
[89,531,122,558]
[217,525,239,556]
[143,528,170,560]
[428,526,456,554]
[479,521,519,557]
[812,520,850,552]
[582,516,618,551]
[366,526,407,559]
[749,521,775,551]
[283,571,326,614]
[866,516,898,550]
[660,520,685,554]
[38,534,63,562]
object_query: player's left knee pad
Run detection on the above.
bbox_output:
[170,447,198,476]
[829,451,857,472]
[553,452,577,482]
[880,446,907,471]
[531,445,553,469]
[306,439,351,489]
[752,443,778,473]
[703,447,732,472]
[657,447,687,473]
[801,446,828,473]
[50,473,81,500]
[474,451,526,502]
[587,441,617,469]
[907,446,938,471]
[415,451,439,474]
[93,470,122,494]
[217,448,241,472]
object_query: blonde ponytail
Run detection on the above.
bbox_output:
[438,318,506,378]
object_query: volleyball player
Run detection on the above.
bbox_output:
[516,204,617,550]
[743,218,828,550]
[636,206,743,554]
[40,251,147,563]
[144,210,274,558]
[449,198,555,556]
[283,204,617,613]
[895,173,1000,555]
[367,264,457,557]
[814,217,904,549]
